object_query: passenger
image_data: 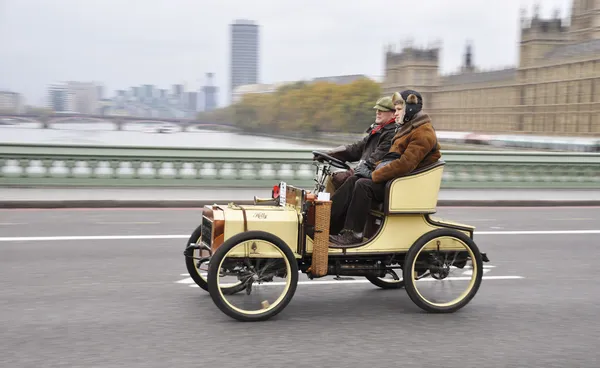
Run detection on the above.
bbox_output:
[329,90,442,245]
[313,96,396,192]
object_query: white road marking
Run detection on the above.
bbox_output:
[0,234,188,242]
[94,221,161,225]
[550,218,594,221]
[462,268,491,276]
[178,268,471,278]
[2,229,600,242]
[180,265,495,279]
[177,277,195,284]
[177,264,521,287]
[476,230,600,235]
[181,275,524,287]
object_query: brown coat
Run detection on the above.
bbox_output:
[371,111,441,184]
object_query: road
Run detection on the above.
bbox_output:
[1,206,599,367]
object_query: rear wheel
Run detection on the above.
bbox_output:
[184,224,246,295]
[366,269,405,289]
[403,229,483,313]
[207,231,299,322]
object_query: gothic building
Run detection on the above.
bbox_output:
[382,0,600,136]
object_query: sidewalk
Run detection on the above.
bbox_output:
[1,187,600,208]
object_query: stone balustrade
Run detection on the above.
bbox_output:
[1,143,599,189]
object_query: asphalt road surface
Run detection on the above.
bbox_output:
[1,206,600,367]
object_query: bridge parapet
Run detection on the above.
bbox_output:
[1,143,599,189]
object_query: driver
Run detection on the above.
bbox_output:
[314,96,397,191]
[329,90,442,245]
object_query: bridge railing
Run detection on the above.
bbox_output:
[1,143,599,189]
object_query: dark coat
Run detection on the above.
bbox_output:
[371,111,441,184]
[330,120,396,165]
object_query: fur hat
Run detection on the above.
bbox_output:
[395,89,423,123]
[392,90,422,105]
[406,93,420,104]
[400,90,422,105]
[391,92,404,106]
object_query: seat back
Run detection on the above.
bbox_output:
[383,160,445,214]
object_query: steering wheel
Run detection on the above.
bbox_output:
[312,151,351,170]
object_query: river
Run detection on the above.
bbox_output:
[0,121,334,150]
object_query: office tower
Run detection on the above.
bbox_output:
[66,81,101,114]
[186,91,198,112]
[172,84,184,97]
[131,86,140,99]
[143,84,154,100]
[0,90,24,114]
[229,19,259,103]
[47,84,75,112]
[202,72,218,111]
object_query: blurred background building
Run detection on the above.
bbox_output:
[231,74,376,103]
[230,19,260,104]
[202,73,218,112]
[383,0,600,136]
[46,81,203,118]
[0,90,25,114]
[47,84,77,113]
[231,81,298,103]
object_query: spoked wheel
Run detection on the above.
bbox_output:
[207,231,299,322]
[184,224,246,295]
[403,229,483,313]
[366,269,405,289]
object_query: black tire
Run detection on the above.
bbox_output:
[184,224,209,291]
[207,231,299,322]
[184,224,246,295]
[403,228,483,313]
[365,271,405,289]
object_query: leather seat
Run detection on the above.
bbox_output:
[370,160,445,215]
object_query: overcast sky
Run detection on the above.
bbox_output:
[1,0,572,107]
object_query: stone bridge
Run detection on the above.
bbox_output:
[0,113,239,132]
[1,143,599,189]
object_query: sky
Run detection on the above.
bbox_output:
[0,0,573,107]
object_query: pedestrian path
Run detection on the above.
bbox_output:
[1,186,600,208]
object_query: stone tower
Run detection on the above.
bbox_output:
[570,0,600,41]
[518,5,571,68]
[461,41,476,73]
[382,42,440,108]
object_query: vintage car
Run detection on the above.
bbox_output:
[183,151,490,322]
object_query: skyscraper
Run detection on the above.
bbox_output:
[202,72,218,112]
[229,19,259,103]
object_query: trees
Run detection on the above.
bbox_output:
[196,106,234,125]
[199,78,382,134]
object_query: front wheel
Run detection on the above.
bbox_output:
[403,229,483,313]
[207,231,299,322]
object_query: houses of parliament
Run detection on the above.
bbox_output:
[382,0,599,136]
